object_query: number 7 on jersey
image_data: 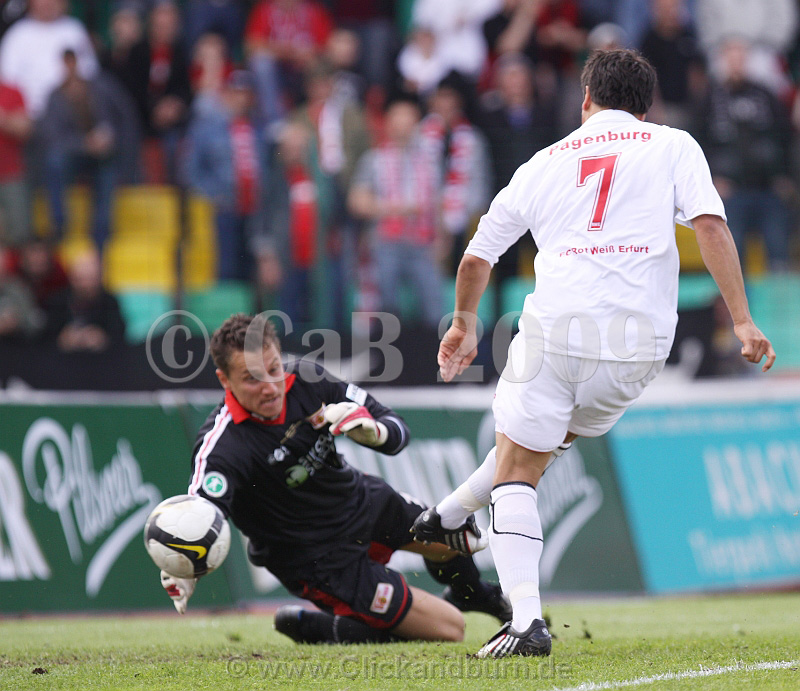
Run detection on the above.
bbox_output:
[577,153,620,231]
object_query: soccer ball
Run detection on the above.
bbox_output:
[144,495,231,579]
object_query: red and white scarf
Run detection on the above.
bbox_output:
[230,116,260,215]
[286,163,318,268]
[420,113,477,234]
[375,141,437,245]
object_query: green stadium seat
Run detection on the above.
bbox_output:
[185,282,255,335]
[677,274,719,310]
[118,291,175,343]
[747,275,800,370]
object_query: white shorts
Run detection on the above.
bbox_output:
[493,345,665,452]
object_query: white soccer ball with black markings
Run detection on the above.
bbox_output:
[144,495,231,579]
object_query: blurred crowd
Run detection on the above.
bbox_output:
[1,0,800,347]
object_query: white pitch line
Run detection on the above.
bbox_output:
[550,660,800,691]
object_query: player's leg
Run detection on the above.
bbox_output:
[402,540,512,622]
[274,605,397,644]
[491,434,550,612]
[479,357,667,656]
[274,553,417,644]
[392,585,464,641]
[434,438,574,531]
[472,352,576,658]
[435,446,497,528]
[467,433,555,659]
[276,582,465,644]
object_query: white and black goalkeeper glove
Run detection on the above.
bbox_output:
[324,402,388,447]
[161,570,197,615]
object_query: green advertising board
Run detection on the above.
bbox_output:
[0,398,234,612]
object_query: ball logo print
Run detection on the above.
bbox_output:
[166,542,207,559]
[143,495,231,578]
[203,472,228,498]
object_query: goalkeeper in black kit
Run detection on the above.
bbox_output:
[160,313,510,644]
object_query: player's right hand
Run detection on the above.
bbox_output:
[438,324,478,382]
[733,321,776,372]
[160,570,197,615]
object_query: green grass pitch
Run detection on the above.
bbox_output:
[2,592,799,690]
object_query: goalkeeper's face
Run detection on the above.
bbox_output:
[217,345,287,419]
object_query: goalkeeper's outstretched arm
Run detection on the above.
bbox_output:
[160,570,197,615]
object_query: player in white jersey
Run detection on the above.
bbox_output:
[411,49,776,658]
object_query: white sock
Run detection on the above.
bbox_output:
[437,447,497,529]
[489,482,543,631]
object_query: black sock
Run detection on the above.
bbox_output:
[299,610,395,644]
[425,555,488,601]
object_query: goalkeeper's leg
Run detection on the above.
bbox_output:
[275,606,397,644]
[400,538,511,623]
[275,549,463,645]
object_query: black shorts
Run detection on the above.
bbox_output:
[279,474,426,629]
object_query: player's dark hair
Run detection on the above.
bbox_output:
[580,49,657,115]
[210,313,280,374]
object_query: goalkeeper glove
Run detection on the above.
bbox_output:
[161,570,196,615]
[324,402,388,447]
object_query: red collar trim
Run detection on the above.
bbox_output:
[225,374,296,426]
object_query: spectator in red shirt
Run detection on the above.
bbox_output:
[245,0,333,126]
[0,81,32,248]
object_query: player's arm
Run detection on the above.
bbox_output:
[439,170,531,382]
[323,379,410,455]
[438,254,493,382]
[692,213,776,371]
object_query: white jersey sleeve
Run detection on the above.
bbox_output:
[672,130,726,227]
[464,163,534,266]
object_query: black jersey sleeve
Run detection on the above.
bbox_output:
[312,364,410,455]
[190,455,237,519]
[188,430,242,520]
[355,384,409,455]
